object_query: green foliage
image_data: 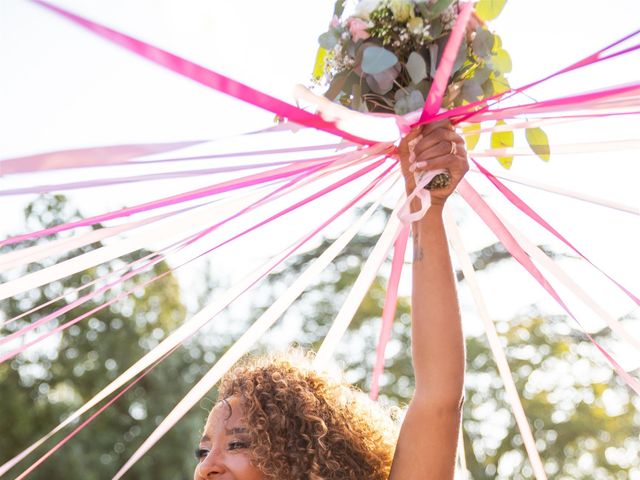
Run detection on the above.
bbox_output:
[475,0,508,21]
[490,119,514,168]
[0,195,209,479]
[525,127,551,161]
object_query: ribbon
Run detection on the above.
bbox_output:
[31,0,375,146]
[111,174,400,479]
[472,158,640,306]
[444,210,548,480]
[458,179,640,396]
[369,224,410,400]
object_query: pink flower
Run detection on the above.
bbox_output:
[330,15,340,28]
[347,17,371,41]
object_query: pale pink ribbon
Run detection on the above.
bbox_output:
[472,158,640,306]
[0,141,204,175]
[0,155,393,362]
[4,159,398,479]
[458,179,640,396]
[0,153,356,247]
[369,224,410,400]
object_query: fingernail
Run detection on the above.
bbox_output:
[416,161,428,169]
[409,163,417,172]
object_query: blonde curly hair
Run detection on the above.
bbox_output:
[216,350,400,480]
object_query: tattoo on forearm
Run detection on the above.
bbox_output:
[413,242,424,262]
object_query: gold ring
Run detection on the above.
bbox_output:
[449,141,457,155]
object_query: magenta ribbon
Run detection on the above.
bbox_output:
[6,158,398,480]
[472,158,640,306]
[0,154,353,247]
[370,224,410,400]
[0,155,394,363]
[31,0,374,146]
[416,1,474,124]
[458,179,640,396]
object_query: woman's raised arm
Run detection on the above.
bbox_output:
[389,120,468,480]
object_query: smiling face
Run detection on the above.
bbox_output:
[193,397,265,480]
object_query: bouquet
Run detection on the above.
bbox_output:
[314,0,512,115]
[312,1,550,171]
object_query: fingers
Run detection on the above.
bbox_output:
[414,125,464,153]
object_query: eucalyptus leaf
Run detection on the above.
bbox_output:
[351,83,362,111]
[362,46,398,74]
[429,44,439,78]
[408,90,425,112]
[461,80,483,103]
[525,127,551,161]
[394,96,410,115]
[407,52,427,84]
[472,28,495,59]
[428,0,454,18]
[318,31,339,50]
[324,71,350,101]
[475,0,508,21]
[366,66,399,94]
[471,65,491,85]
[333,0,346,17]
[490,120,514,169]
[462,123,481,151]
[451,39,468,75]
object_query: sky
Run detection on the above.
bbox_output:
[0,0,639,369]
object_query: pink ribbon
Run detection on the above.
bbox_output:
[370,224,410,400]
[458,179,640,396]
[472,158,640,305]
[0,141,204,175]
[0,155,393,363]
[416,2,474,124]
[0,154,353,247]
[31,0,374,146]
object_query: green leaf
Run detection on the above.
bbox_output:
[361,46,398,74]
[406,52,427,84]
[525,127,551,161]
[394,95,410,115]
[490,48,512,74]
[471,65,491,85]
[461,79,483,103]
[407,90,425,112]
[333,0,346,17]
[462,123,481,150]
[324,71,350,100]
[472,28,495,59]
[490,120,514,168]
[475,0,508,21]
[312,47,328,80]
[452,39,468,75]
[318,31,339,50]
[428,0,455,18]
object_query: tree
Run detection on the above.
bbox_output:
[0,195,209,479]
[252,205,640,479]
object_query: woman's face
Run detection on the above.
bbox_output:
[194,396,264,480]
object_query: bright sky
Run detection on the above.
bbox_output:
[1,0,639,367]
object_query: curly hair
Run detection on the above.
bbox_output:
[216,350,400,480]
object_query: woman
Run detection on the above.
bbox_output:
[194,120,468,479]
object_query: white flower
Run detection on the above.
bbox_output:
[407,17,423,35]
[389,0,414,22]
[354,0,382,20]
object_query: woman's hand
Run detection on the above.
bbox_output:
[398,120,469,208]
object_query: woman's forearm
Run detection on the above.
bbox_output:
[410,203,465,403]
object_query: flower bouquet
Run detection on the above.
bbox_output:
[313,0,550,171]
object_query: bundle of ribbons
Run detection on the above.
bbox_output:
[0,1,639,479]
